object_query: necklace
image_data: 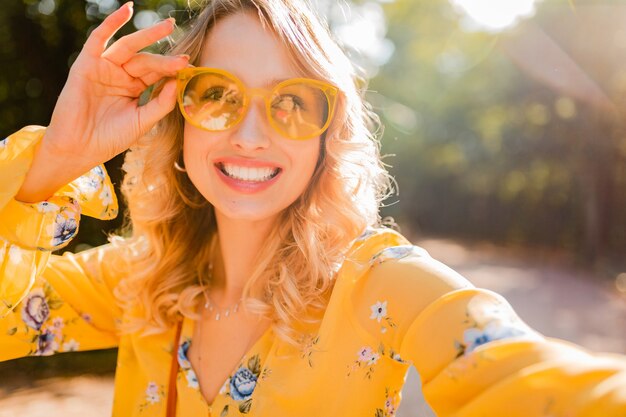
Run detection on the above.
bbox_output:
[200,262,243,321]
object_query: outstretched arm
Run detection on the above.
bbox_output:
[350,232,626,416]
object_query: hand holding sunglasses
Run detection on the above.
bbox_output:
[17,3,185,203]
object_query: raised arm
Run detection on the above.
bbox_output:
[15,2,187,204]
[1,3,187,360]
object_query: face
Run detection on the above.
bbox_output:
[183,11,321,223]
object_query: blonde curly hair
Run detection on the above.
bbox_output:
[113,0,393,344]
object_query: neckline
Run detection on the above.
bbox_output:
[178,314,274,409]
[175,227,403,410]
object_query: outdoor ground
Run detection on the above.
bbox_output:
[1,238,624,417]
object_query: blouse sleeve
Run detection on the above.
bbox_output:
[350,236,626,417]
[0,126,125,359]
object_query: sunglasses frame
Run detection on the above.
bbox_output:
[176,67,339,141]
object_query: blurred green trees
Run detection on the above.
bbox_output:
[371,0,626,263]
[0,0,624,266]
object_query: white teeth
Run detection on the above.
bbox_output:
[221,163,279,182]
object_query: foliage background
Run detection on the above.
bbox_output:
[372,0,626,267]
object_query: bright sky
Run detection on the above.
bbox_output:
[333,2,394,65]
[450,0,540,32]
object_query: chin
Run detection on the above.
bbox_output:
[214,203,285,223]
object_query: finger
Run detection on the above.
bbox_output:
[122,52,189,79]
[83,2,134,57]
[137,79,178,134]
[139,72,172,88]
[103,18,176,66]
[99,78,148,99]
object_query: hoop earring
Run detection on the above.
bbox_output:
[174,157,187,172]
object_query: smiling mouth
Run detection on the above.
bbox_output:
[217,162,281,182]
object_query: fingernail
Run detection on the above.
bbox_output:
[166,17,176,25]
[125,1,133,10]
[177,54,190,60]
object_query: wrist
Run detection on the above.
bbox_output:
[14,133,75,203]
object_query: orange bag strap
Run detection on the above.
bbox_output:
[166,320,183,417]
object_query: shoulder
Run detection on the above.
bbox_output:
[344,227,474,345]
[347,227,473,298]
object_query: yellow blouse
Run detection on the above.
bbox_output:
[1,126,626,417]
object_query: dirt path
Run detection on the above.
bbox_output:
[1,238,624,417]
[0,377,113,417]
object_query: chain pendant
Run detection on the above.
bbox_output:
[200,264,242,321]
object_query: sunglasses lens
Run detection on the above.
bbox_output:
[270,83,329,139]
[181,72,244,130]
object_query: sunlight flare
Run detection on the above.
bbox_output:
[451,0,540,32]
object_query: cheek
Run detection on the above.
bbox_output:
[182,124,197,159]
[182,125,219,192]
[182,124,203,155]
[306,139,323,171]
[183,125,219,164]
[288,139,321,187]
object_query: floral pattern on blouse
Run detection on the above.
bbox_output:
[347,345,381,379]
[20,289,49,331]
[52,214,78,247]
[1,242,23,269]
[299,333,321,367]
[35,201,60,213]
[138,382,165,412]
[454,304,538,358]
[355,227,378,242]
[8,284,82,356]
[366,301,404,364]
[99,186,114,207]
[177,339,270,415]
[369,300,397,334]
[70,164,117,219]
[456,321,528,357]
[230,365,257,402]
[6,160,117,253]
[36,197,81,250]
[375,387,399,417]
[9,245,23,265]
[369,245,420,266]
[177,339,200,389]
[222,354,267,414]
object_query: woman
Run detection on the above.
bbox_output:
[1,1,625,416]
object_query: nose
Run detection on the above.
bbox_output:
[229,99,271,152]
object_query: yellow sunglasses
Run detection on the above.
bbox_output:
[176,67,339,141]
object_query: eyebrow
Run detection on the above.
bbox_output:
[193,66,303,88]
[262,78,290,88]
